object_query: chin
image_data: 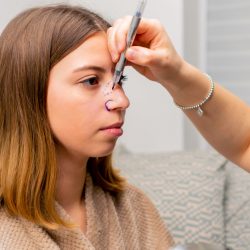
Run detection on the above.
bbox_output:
[89,143,116,158]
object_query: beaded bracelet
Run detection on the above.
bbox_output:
[174,73,214,117]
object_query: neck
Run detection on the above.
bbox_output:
[55,145,88,210]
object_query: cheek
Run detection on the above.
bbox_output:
[46,83,103,146]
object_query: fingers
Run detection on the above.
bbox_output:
[107,16,132,62]
[133,18,164,39]
[107,17,165,62]
[126,46,159,67]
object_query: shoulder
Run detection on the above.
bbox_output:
[120,183,165,222]
[0,208,30,248]
[123,183,154,206]
[115,183,164,225]
[113,183,175,248]
[0,207,23,236]
[0,207,56,249]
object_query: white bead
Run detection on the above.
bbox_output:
[197,107,203,116]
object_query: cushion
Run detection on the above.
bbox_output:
[224,161,250,250]
[113,148,227,247]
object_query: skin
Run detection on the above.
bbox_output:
[46,32,129,232]
[107,16,250,171]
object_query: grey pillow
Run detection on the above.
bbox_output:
[113,149,227,247]
[224,161,250,250]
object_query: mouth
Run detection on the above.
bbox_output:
[101,122,124,130]
[100,122,124,137]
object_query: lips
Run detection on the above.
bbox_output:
[100,122,124,137]
[101,122,124,130]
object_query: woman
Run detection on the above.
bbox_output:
[0,5,174,249]
[108,16,250,172]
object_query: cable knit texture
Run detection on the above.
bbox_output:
[0,173,174,249]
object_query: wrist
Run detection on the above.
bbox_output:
[162,62,212,108]
[174,73,214,117]
[161,61,195,93]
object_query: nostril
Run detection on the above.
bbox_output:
[105,100,112,112]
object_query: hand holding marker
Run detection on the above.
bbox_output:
[112,0,147,89]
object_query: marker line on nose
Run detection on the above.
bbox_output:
[102,80,113,97]
[105,100,112,111]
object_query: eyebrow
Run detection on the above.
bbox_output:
[73,65,107,74]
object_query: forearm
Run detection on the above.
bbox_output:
[164,62,250,171]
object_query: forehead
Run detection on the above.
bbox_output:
[54,32,112,71]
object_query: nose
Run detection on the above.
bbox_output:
[105,84,130,111]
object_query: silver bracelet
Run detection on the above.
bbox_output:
[174,73,215,117]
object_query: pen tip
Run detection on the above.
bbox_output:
[112,75,119,89]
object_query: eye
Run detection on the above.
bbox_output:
[80,76,99,86]
[118,74,128,87]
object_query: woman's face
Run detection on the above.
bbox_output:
[47,32,130,159]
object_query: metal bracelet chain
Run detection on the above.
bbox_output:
[174,73,215,117]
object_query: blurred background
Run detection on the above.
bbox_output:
[1,0,249,153]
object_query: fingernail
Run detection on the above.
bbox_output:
[118,43,124,52]
[112,52,118,62]
[126,48,136,60]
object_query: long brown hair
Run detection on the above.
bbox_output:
[0,4,125,230]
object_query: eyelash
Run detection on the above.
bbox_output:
[80,76,99,86]
[118,74,128,87]
[80,74,128,87]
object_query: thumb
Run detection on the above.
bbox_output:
[126,46,156,66]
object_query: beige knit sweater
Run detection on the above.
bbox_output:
[0,173,174,249]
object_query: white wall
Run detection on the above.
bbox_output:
[0,0,70,32]
[0,0,185,153]
[182,0,209,151]
[207,0,250,105]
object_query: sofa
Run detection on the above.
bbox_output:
[113,146,250,250]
